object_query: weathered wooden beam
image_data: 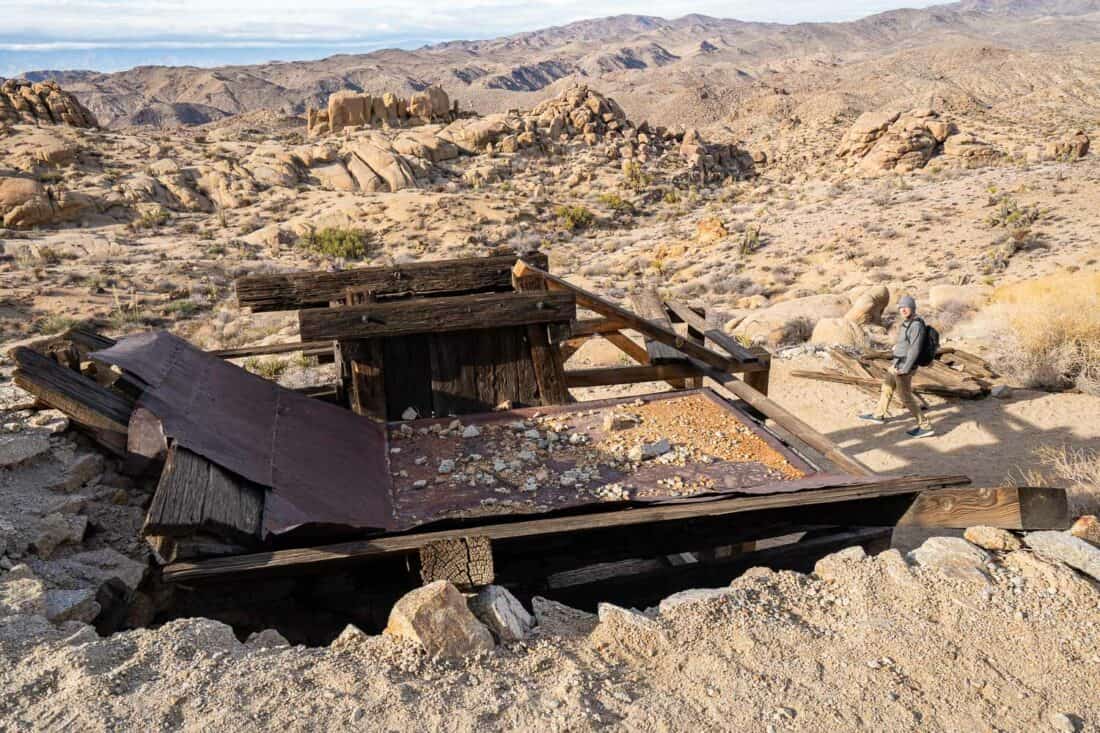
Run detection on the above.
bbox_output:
[144,444,263,544]
[512,260,740,372]
[513,270,571,406]
[631,290,688,365]
[790,369,984,399]
[299,291,576,342]
[663,298,759,363]
[896,485,1069,530]
[564,363,704,388]
[598,332,689,389]
[209,341,332,360]
[571,317,629,338]
[11,347,133,434]
[336,340,387,419]
[236,252,548,312]
[162,474,970,581]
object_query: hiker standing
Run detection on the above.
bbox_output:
[860,295,935,438]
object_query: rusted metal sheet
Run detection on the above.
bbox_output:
[93,332,396,536]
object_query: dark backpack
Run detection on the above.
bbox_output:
[916,320,940,367]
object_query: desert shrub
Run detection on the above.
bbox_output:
[597,192,635,214]
[555,205,594,232]
[1033,445,1100,515]
[299,227,370,259]
[132,206,170,230]
[243,356,289,381]
[34,314,78,334]
[991,271,1100,394]
[739,225,762,255]
[622,161,651,191]
[986,194,1042,229]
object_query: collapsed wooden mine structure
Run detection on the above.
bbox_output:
[8,253,1070,603]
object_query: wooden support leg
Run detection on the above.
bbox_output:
[743,348,771,396]
[337,339,387,419]
[527,324,571,405]
[419,537,495,590]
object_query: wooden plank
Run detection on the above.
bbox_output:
[742,348,771,396]
[512,260,741,372]
[698,364,874,477]
[512,271,571,406]
[299,291,576,342]
[570,317,629,338]
[383,334,434,420]
[430,331,483,416]
[790,370,985,399]
[600,332,650,365]
[630,290,687,364]
[663,299,759,363]
[342,340,386,418]
[558,337,587,364]
[564,363,703,388]
[11,347,133,433]
[527,323,571,405]
[144,445,263,543]
[162,474,970,581]
[210,341,331,360]
[896,486,1069,530]
[236,252,549,312]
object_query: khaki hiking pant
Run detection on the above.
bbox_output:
[875,371,930,429]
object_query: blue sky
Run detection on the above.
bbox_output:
[2,0,945,76]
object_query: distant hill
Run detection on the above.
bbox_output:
[18,0,1100,129]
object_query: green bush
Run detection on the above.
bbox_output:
[555,205,594,232]
[597,193,635,214]
[300,227,370,259]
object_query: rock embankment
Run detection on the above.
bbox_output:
[307,85,454,136]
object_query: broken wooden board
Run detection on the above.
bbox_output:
[162,474,970,581]
[236,252,548,312]
[631,289,688,365]
[11,346,134,434]
[144,444,264,544]
[299,291,576,342]
[896,485,1069,530]
[663,298,759,363]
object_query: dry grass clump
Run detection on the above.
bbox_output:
[1034,445,1100,515]
[992,271,1100,394]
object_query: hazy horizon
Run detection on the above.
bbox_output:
[1,0,944,78]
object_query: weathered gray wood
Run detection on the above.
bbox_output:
[631,289,687,364]
[512,260,740,372]
[144,445,263,543]
[236,252,549,312]
[663,298,760,363]
[564,363,704,388]
[162,474,970,581]
[12,346,133,433]
[299,291,576,342]
[210,341,331,360]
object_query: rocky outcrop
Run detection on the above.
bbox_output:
[836,109,958,173]
[0,80,97,128]
[308,85,453,136]
[0,175,93,228]
[1044,130,1090,161]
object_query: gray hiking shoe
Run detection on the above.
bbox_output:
[858,413,886,424]
[906,426,935,438]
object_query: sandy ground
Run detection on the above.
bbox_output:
[770,356,1100,490]
[3,542,1098,732]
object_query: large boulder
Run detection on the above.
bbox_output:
[0,175,91,228]
[1044,131,1089,161]
[328,90,369,134]
[344,140,417,192]
[0,79,97,127]
[439,114,515,154]
[384,580,494,657]
[310,160,357,191]
[844,285,890,325]
[733,293,851,347]
[810,317,869,348]
[942,133,1001,167]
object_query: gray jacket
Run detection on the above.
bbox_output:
[893,317,925,375]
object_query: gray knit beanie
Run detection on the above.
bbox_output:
[898,295,917,312]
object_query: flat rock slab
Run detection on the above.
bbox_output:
[0,433,51,469]
[1025,531,1100,582]
[908,536,990,582]
[468,585,534,642]
[658,587,735,615]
